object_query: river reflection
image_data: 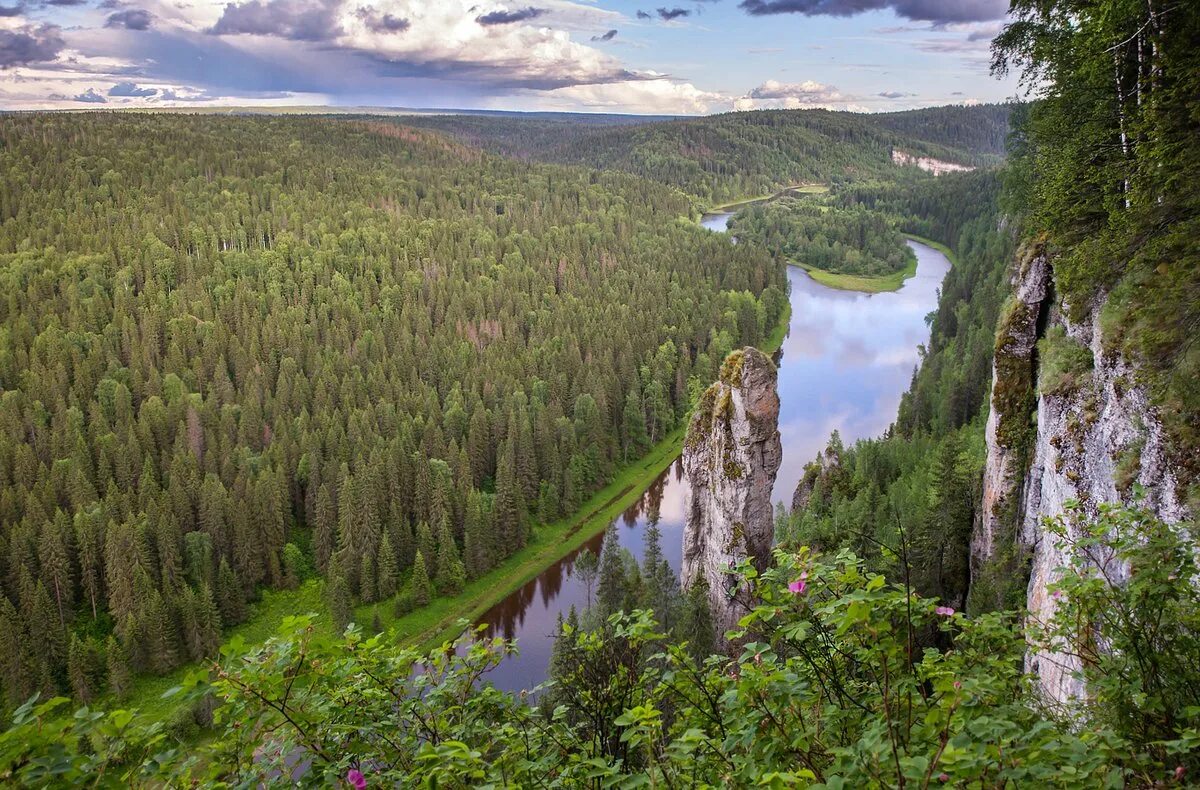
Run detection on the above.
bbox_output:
[471,229,951,693]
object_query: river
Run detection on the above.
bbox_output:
[470,210,952,693]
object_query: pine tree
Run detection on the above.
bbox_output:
[411,550,432,607]
[377,532,398,600]
[621,383,648,461]
[680,573,715,663]
[435,520,466,596]
[328,570,353,634]
[493,440,527,555]
[67,634,96,703]
[574,548,599,609]
[215,558,246,626]
[597,528,626,616]
[360,553,378,604]
[106,634,131,700]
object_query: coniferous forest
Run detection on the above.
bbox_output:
[0,113,786,706]
[0,0,1198,784]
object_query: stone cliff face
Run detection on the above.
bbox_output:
[891,149,975,176]
[973,244,1189,703]
[682,347,782,650]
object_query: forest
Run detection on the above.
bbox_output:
[400,104,1009,204]
[0,113,787,708]
[729,198,916,278]
[0,0,1198,782]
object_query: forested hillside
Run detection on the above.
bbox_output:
[400,105,1007,204]
[0,113,786,707]
[869,103,1012,158]
[778,168,1012,609]
[730,198,915,278]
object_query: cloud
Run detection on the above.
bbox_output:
[109,80,157,96]
[656,7,689,20]
[475,6,547,26]
[160,87,217,100]
[0,3,23,15]
[738,0,1007,24]
[73,87,107,102]
[591,28,617,41]
[355,7,410,33]
[877,90,912,98]
[105,8,153,29]
[0,23,64,67]
[210,0,340,40]
[636,10,651,19]
[47,0,88,5]
[535,77,725,114]
[735,78,865,110]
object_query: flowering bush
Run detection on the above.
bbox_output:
[0,505,1194,787]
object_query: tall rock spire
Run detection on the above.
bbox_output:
[682,347,782,650]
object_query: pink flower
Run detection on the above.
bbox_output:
[1176,766,1186,781]
[347,769,367,789]
[1052,589,1064,600]
[953,681,962,690]
[939,773,949,782]
[788,571,808,595]
[935,606,955,617]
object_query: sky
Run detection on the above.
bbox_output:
[0,0,1020,114]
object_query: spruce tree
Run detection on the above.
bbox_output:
[106,634,131,700]
[329,571,353,635]
[411,550,432,607]
[680,573,715,663]
[597,528,625,616]
[377,532,398,600]
[435,520,465,595]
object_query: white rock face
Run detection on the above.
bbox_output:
[682,347,782,650]
[974,249,1052,579]
[891,149,975,176]
[974,249,1189,704]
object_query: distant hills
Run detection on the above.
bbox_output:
[396,103,1015,203]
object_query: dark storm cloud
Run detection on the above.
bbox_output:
[636,10,651,19]
[0,24,64,67]
[105,8,153,29]
[355,7,409,33]
[210,0,341,41]
[73,87,107,102]
[657,7,689,20]
[475,6,546,25]
[738,0,1007,23]
[47,0,88,5]
[109,81,157,96]
[591,28,617,41]
[0,3,24,15]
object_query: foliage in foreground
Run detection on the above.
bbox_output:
[2,504,1195,788]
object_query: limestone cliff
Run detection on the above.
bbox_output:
[682,347,782,649]
[973,244,1190,703]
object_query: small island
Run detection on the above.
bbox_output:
[730,197,917,292]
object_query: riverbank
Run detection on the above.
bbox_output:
[707,183,829,214]
[120,295,793,724]
[393,294,792,653]
[791,234,954,294]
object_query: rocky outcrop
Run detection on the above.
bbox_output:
[973,245,1189,703]
[682,347,782,649]
[891,149,975,176]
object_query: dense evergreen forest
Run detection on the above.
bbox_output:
[1,0,1198,780]
[729,198,916,277]
[0,113,787,707]
[400,104,1010,203]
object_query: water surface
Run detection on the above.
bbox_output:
[472,224,951,693]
